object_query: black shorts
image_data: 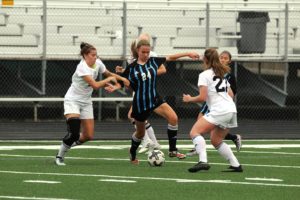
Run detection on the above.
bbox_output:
[131,96,165,122]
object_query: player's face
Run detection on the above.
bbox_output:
[219,53,231,66]
[84,50,97,67]
[137,45,151,62]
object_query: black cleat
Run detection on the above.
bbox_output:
[223,165,243,172]
[188,162,210,173]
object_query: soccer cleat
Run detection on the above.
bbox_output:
[153,143,161,150]
[227,165,243,172]
[169,151,186,159]
[234,134,242,152]
[130,159,139,165]
[188,162,210,173]
[186,148,197,156]
[55,156,66,166]
[139,141,156,154]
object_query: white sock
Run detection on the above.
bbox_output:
[57,143,70,158]
[146,122,158,144]
[192,135,207,163]
[216,142,240,167]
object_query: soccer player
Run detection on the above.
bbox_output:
[117,39,199,164]
[55,42,129,166]
[116,33,162,154]
[183,48,243,172]
[186,50,242,156]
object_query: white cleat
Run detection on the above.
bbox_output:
[55,156,66,166]
[234,134,242,152]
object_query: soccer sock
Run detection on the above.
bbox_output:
[130,134,141,161]
[192,135,207,163]
[167,124,178,152]
[216,142,240,167]
[224,133,237,142]
[57,142,70,158]
[145,122,158,144]
[71,139,83,147]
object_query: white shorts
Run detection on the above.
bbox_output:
[204,112,237,129]
[64,100,94,119]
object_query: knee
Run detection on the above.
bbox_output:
[210,138,222,148]
[168,114,178,126]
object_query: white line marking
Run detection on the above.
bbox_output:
[0,195,75,200]
[98,179,136,183]
[177,180,231,183]
[245,177,283,182]
[0,154,299,169]
[0,170,299,188]
[23,180,61,184]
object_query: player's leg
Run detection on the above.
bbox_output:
[225,133,242,152]
[211,127,242,172]
[130,120,145,164]
[154,103,185,159]
[145,121,160,149]
[71,103,95,147]
[188,117,214,172]
[56,114,80,166]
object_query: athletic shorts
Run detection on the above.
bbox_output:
[204,112,237,129]
[64,100,94,119]
[131,96,165,122]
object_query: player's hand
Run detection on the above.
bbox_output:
[104,83,116,93]
[188,52,200,60]
[115,66,125,73]
[182,94,192,103]
[122,78,130,87]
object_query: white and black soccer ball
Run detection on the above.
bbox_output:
[147,150,165,166]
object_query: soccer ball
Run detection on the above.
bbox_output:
[147,150,165,166]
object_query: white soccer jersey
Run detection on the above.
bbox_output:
[198,68,237,115]
[64,58,106,102]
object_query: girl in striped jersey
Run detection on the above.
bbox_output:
[118,39,199,164]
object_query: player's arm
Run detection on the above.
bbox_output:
[103,70,130,87]
[83,75,116,90]
[183,86,207,103]
[166,52,199,61]
[157,64,166,75]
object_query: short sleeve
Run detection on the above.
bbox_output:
[197,71,209,87]
[77,60,92,77]
[96,59,107,74]
[152,57,166,69]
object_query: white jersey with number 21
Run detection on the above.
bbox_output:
[198,68,237,115]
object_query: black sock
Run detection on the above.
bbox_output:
[130,135,141,161]
[167,124,178,152]
[225,133,237,142]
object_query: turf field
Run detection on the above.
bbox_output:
[0,139,300,200]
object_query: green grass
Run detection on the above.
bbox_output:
[0,140,300,200]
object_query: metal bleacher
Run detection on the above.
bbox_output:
[0,0,300,59]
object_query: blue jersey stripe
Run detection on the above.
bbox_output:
[146,62,152,109]
[134,67,141,113]
[138,65,147,111]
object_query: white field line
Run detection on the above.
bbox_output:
[98,179,136,183]
[0,170,300,188]
[23,180,61,184]
[245,177,283,182]
[0,153,300,169]
[0,195,75,200]
[1,144,300,151]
